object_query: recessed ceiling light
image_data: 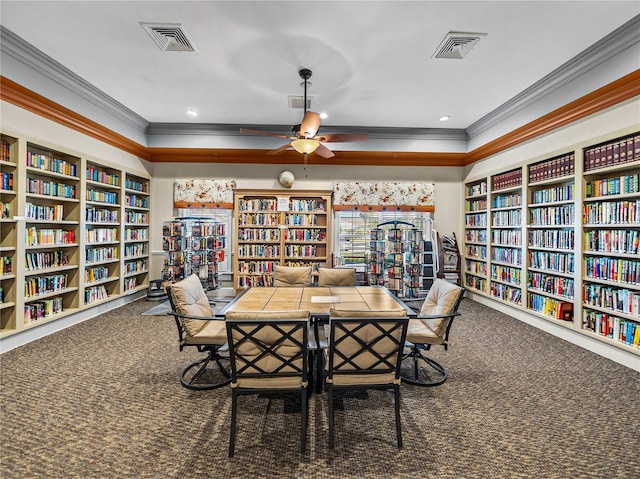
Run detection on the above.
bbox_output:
[186,109,198,117]
[439,115,451,122]
[320,112,328,120]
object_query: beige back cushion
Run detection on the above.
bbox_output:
[273,265,312,287]
[318,267,356,287]
[169,274,212,336]
[419,279,464,336]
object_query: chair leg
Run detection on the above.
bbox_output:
[180,348,231,391]
[328,384,335,449]
[300,388,308,454]
[401,346,448,387]
[229,391,238,457]
[394,385,403,448]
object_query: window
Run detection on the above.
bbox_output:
[334,210,432,271]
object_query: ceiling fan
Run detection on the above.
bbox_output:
[240,68,368,159]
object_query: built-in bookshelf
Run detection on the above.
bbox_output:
[464,178,488,293]
[0,131,151,339]
[526,153,576,323]
[84,161,121,305]
[233,190,331,290]
[162,217,225,290]
[463,128,639,358]
[0,133,18,333]
[581,132,639,352]
[490,167,523,306]
[24,142,81,325]
[123,173,150,294]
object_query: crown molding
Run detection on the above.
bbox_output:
[467,15,640,139]
[0,25,149,134]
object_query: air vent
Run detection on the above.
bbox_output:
[288,96,313,109]
[433,31,486,59]
[140,22,197,52]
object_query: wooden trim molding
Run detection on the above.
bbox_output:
[2,71,639,167]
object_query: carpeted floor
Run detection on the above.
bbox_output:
[1,297,638,479]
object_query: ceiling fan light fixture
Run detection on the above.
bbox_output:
[291,138,320,154]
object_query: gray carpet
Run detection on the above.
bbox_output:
[1,298,638,479]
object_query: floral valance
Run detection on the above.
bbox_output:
[174,179,236,209]
[333,182,435,212]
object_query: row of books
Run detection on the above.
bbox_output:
[491,247,522,265]
[84,285,109,304]
[529,204,575,226]
[465,214,487,227]
[585,173,639,198]
[85,246,118,264]
[530,183,574,204]
[1,140,11,163]
[465,259,487,276]
[237,244,280,257]
[25,227,76,246]
[528,229,574,250]
[85,267,109,283]
[289,199,326,212]
[24,297,63,324]
[466,181,487,197]
[582,200,639,225]
[284,214,320,226]
[2,172,13,191]
[465,199,487,212]
[490,282,522,304]
[124,277,138,291]
[238,198,279,211]
[125,194,149,208]
[26,152,78,177]
[238,212,280,226]
[492,209,521,226]
[26,202,63,222]
[492,168,522,191]
[124,259,147,274]
[492,229,522,246]
[528,272,575,299]
[2,202,10,219]
[237,228,280,241]
[86,228,117,243]
[527,293,574,320]
[583,133,640,172]
[86,207,118,223]
[86,167,119,186]
[465,275,486,290]
[1,255,12,275]
[529,251,574,274]
[25,251,69,271]
[528,153,575,184]
[124,228,148,241]
[492,193,522,209]
[582,310,639,348]
[465,245,487,260]
[237,275,275,287]
[124,178,148,193]
[124,243,148,257]
[465,230,487,243]
[584,257,639,286]
[237,261,278,274]
[27,178,76,199]
[124,211,148,224]
[583,284,640,317]
[25,274,68,297]
[285,245,318,257]
[491,264,521,285]
[87,189,118,204]
[584,229,639,255]
[285,229,325,241]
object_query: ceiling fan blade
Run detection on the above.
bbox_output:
[315,133,368,143]
[314,143,335,159]
[240,128,291,140]
[267,143,293,156]
[298,112,321,138]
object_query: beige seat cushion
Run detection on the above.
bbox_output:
[184,318,227,346]
[318,267,356,287]
[418,279,463,337]
[273,265,312,287]
[406,318,444,345]
[169,274,214,336]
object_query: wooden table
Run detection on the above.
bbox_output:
[220,286,415,393]
[220,285,415,319]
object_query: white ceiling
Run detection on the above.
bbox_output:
[1,1,639,135]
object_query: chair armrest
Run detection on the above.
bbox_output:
[167,311,225,321]
[416,311,461,320]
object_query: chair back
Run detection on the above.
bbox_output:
[318,267,356,287]
[166,274,212,338]
[326,314,408,387]
[273,265,312,287]
[419,279,465,337]
[225,310,310,389]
